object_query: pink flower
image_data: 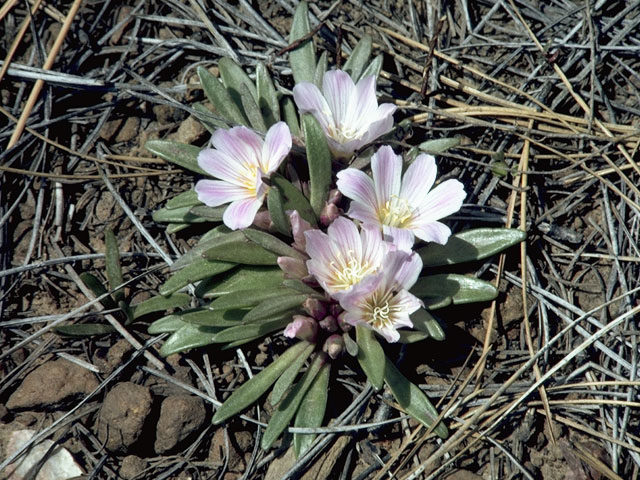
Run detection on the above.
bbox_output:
[339,250,423,343]
[293,70,396,158]
[194,122,292,230]
[305,217,387,300]
[336,145,466,248]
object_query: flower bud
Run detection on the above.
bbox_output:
[323,334,345,359]
[319,315,338,332]
[252,210,273,230]
[277,256,308,279]
[303,298,327,320]
[289,210,312,251]
[337,311,352,332]
[283,315,318,342]
[320,203,341,227]
[327,189,342,205]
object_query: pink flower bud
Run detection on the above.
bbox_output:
[289,210,312,252]
[252,210,273,230]
[320,203,341,227]
[283,315,318,342]
[277,256,308,279]
[303,298,327,320]
[337,311,352,332]
[327,189,342,205]
[323,334,345,359]
[319,315,338,332]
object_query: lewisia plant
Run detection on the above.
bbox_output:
[144,1,526,460]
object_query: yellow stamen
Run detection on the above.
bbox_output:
[328,250,377,291]
[378,195,413,228]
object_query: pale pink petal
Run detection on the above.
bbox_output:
[390,253,423,290]
[194,179,252,207]
[371,146,402,207]
[346,201,382,226]
[198,149,252,186]
[344,75,378,127]
[322,70,355,126]
[261,122,292,174]
[293,82,334,132]
[400,154,437,207]
[360,103,396,144]
[289,210,313,251]
[378,250,413,292]
[327,137,366,158]
[414,179,466,223]
[338,274,382,311]
[211,127,262,167]
[360,225,387,270]
[327,217,362,262]
[377,325,400,343]
[412,221,452,245]
[304,230,335,270]
[392,290,422,317]
[336,168,377,207]
[223,197,264,230]
[382,225,414,252]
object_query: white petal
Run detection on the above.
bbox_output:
[261,122,292,174]
[371,145,402,208]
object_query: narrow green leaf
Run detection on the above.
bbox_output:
[411,274,498,305]
[356,326,385,390]
[166,223,189,234]
[343,332,358,356]
[271,174,316,226]
[178,307,248,327]
[289,1,316,84]
[410,309,445,341]
[159,324,220,356]
[271,344,315,405]
[302,114,332,217]
[384,358,448,438]
[242,229,305,260]
[212,341,313,424]
[153,205,210,224]
[165,190,202,210]
[418,228,526,267]
[132,293,192,319]
[239,83,267,132]
[80,273,118,311]
[242,293,307,323]
[209,288,295,311]
[359,54,383,81]
[212,314,291,343]
[148,315,188,334]
[197,266,284,298]
[418,137,461,154]
[54,324,115,336]
[262,353,326,450]
[424,297,452,310]
[197,66,248,126]
[104,229,124,304]
[294,362,330,457]
[159,258,236,296]
[221,335,263,349]
[192,102,226,133]
[313,51,328,88]
[256,62,280,128]
[342,34,372,82]
[396,330,430,344]
[203,239,279,265]
[218,57,258,102]
[145,140,206,175]
[282,279,320,296]
[267,185,291,235]
[188,205,225,221]
[171,226,235,271]
[281,97,300,138]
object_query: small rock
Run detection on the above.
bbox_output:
[6,360,99,410]
[208,428,246,472]
[115,117,140,143]
[168,115,206,145]
[119,455,146,480]
[96,382,152,452]
[154,395,206,453]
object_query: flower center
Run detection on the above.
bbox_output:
[239,163,260,195]
[379,195,413,228]
[329,250,376,291]
[328,122,361,144]
[363,290,396,329]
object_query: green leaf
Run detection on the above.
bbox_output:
[271,174,316,226]
[242,293,307,323]
[221,335,263,349]
[281,97,300,138]
[271,344,315,405]
[302,114,332,217]
[256,62,280,128]
[294,362,329,457]
[282,279,319,296]
[192,102,226,133]
[166,223,190,234]
[384,358,448,438]
[148,315,188,334]
[177,307,247,327]
[104,229,125,304]
[197,66,248,126]
[410,309,445,341]
[418,228,526,267]
[54,324,116,336]
[212,341,313,424]
[218,57,258,102]
[343,332,358,356]
[203,238,279,265]
[159,324,220,356]
[267,184,291,235]
[80,273,118,311]
[313,51,328,88]
[165,190,202,210]
[197,266,284,298]
[343,34,372,82]
[132,293,192,319]
[159,258,236,296]
[242,229,305,260]
[411,274,498,305]
[418,137,461,154]
[423,297,452,310]
[153,205,210,224]
[145,140,206,175]
[289,1,316,84]
[262,353,326,450]
[238,83,267,132]
[359,54,383,81]
[209,287,295,311]
[188,205,225,221]
[356,326,385,390]
[396,330,430,344]
[212,314,292,343]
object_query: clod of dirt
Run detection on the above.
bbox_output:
[94,338,135,375]
[154,395,206,453]
[442,470,484,480]
[119,455,146,480]
[6,359,99,410]
[96,382,152,452]
[208,428,253,472]
[264,437,350,480]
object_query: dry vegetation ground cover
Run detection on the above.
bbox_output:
[1,0,640,479]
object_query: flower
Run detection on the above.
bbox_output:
[194,122,292,229]
[336,145,466,248]
[293,69,396,158]
[305,217,387,299]
[339,250,423,342]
